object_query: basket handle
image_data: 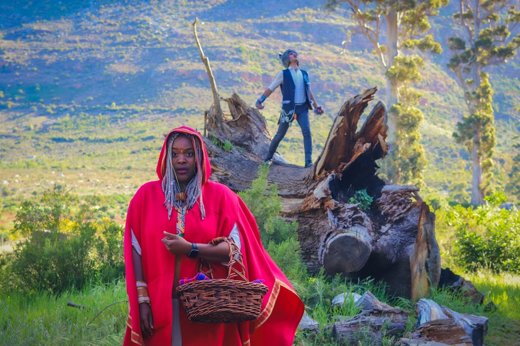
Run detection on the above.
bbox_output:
[198,237,248,282]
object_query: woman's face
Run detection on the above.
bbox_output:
[171,135,197,184]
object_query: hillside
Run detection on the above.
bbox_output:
[1,0,519,229]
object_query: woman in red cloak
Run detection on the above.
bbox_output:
[124,126,304,346]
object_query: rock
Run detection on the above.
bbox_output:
[298,312,319,332]
[439,268,484,305]
[331,292,362,307]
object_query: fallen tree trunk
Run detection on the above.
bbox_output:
[203,88,441,300]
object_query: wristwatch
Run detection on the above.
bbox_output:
[187,243,199,258]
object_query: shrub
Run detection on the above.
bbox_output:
[1,187,124,295]
[238,165,304,282]
[238,165,297,247]
[443,191,520,273]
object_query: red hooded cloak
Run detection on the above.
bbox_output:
[124,126,304,346]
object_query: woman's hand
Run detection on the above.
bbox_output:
[161,232,192,255]
[139,303,154,338]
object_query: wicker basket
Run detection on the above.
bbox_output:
[176,237,269,323]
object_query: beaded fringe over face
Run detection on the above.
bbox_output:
[162,132,206,221]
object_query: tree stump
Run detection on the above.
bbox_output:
[204,88,441,300]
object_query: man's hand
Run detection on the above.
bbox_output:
[256,95,266,109]
[255,99,265,109]
[314,105,324,115]
[162,232,192,255]
[139,303,154,338]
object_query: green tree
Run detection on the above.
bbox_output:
[448,0,520,205]
[385,56,428,186]
[325,0,445,186]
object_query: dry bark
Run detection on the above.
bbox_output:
[192,17,222,130]
[415,299,488,346]
[203,88,441,299]
[404,319,473,346]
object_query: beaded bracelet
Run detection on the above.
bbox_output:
[136,281,147,288]
[138,296,151,305]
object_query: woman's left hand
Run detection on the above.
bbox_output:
[161,232,192,255]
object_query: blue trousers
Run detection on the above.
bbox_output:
[266,105,312,165]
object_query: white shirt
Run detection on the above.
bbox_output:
[268,66,310,105]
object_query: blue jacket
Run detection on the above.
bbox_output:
[280,69,312,112]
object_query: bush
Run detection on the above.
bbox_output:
[238,165,298,247]
[442,191,520,273]
[0,187,124,295]
[238,165,304,282]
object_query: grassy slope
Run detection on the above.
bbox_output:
[1,1,519,219]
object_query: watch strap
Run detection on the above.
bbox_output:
[187,243,199,258]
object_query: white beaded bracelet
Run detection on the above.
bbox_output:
[136,281,148,287]
[138,296,151,303]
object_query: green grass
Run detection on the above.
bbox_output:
[1,270,516,346]
[428,270,520,346]
[0,280,128,346]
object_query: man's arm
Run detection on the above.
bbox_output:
[309,90,324,114]
[261,88,273,99]
[256,71,283,109]
[309,90,319,108]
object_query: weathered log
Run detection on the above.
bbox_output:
[416,299,488,346]
[203,88,441,299]
[403,319,473,346]
[332,291,410,345]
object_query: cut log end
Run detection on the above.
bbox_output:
[322,227,372,274]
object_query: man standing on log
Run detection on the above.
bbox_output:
[256,49,324,168]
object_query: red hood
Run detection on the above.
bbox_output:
[156,126,211,185]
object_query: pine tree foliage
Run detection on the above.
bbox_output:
[325,0,446,187]
[385,56,428,186]
[448,0,520,205]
